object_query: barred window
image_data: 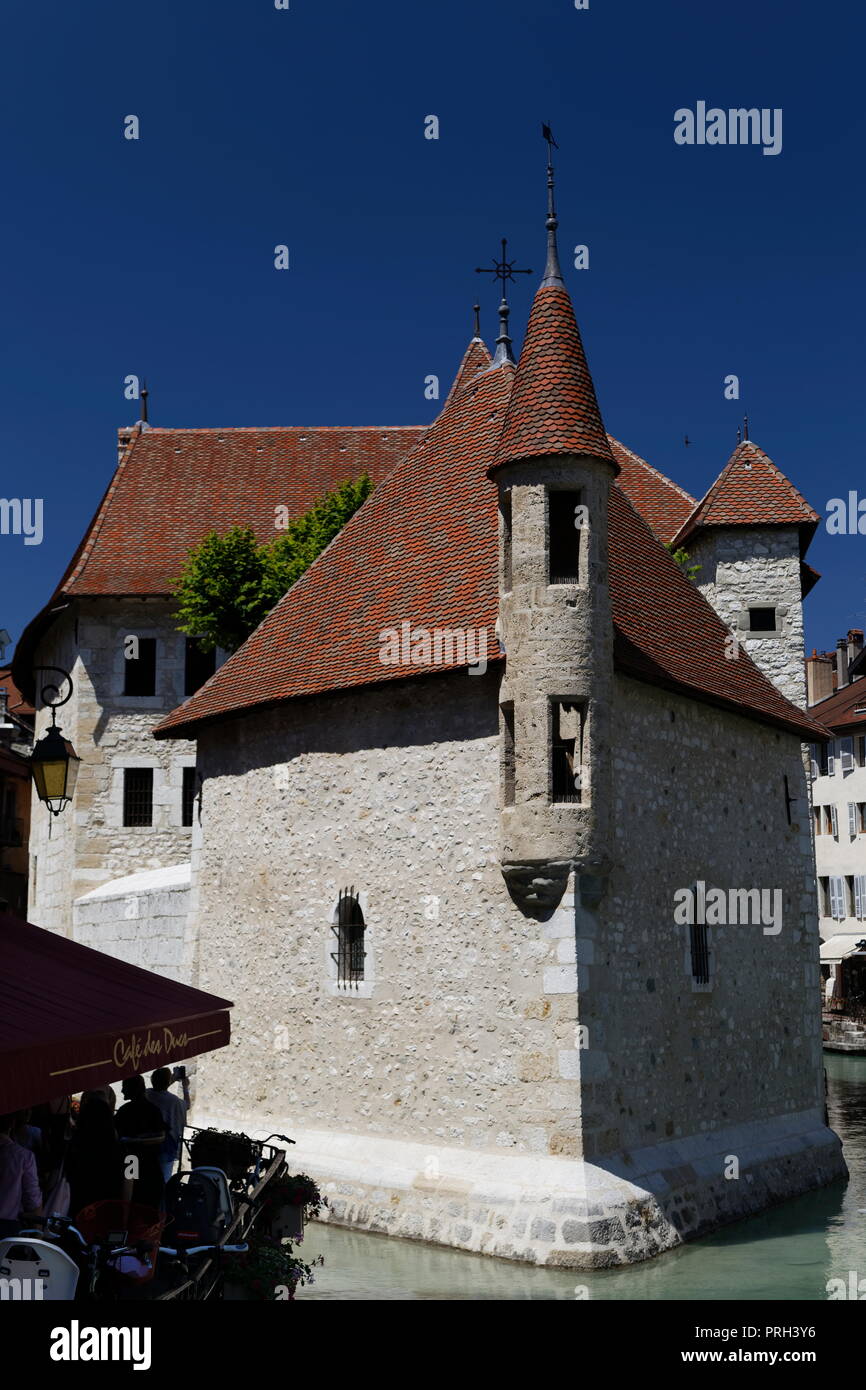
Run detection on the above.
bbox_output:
[182,766,197,827]
[331,888,365,990]
[689,920,710,985]
[123,768,153,826]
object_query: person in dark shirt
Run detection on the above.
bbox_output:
[115,1076,166,1211]
[65,1094,121,1218]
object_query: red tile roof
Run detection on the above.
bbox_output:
[492,285,616,472]
[674,440,819,548]
[607,437,695,544]
[156,359,513,734]
[808,679,866,733]
[155,321,828,744]
[609,488,828,739]
[0,668,34,718]
[61,424,427,598]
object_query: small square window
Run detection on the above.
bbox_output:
[748,607,776,633]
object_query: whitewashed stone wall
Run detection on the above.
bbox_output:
[28,598,203,935]
[73,863,193,982]
[185,665,844,1266]
[688,527,807,707]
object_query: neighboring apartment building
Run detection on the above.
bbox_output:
[807,631,866,1036]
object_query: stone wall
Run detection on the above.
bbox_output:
[184,663,844,1266]
[688,527,807,707]
[28,597,203,935]
[73,862,193,982]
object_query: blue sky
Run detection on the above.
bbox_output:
[2,0,864,658]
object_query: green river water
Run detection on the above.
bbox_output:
[298,1052,866,1300]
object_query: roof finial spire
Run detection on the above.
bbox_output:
[541,123,564,288]
[736,423,742,444]
[475,237,532,367]
[140,380,149,424]
[743,412,749,441]
[473,303,481,339]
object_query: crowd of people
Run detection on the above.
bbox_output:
[0,1067,190,1238]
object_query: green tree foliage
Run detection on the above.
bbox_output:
[664,542,701,582]
[172,473,374,653]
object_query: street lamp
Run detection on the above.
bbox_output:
[29,668,80,816]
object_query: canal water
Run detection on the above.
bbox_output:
[298,1053,866,1300]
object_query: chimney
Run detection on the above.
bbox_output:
[848,629,863,669]
[837,637,849,688]
[806,650,835,705]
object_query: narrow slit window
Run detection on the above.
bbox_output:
[548,490,582,585]
[551,701,583,804]
[689,921,710,984]
[123,768,153,826]
[331,888,366,991]
[502,703,515,806]
[185,638,217,697]
[501,490,513,592]
[182,766,197,827]
[124,637,157,696]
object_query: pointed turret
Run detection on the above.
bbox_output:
[493,137,616,913]
[674,437,820,708]
[491,139,615,474]
[673,439,818,549]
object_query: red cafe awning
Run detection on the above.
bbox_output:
[0,916,233,1112]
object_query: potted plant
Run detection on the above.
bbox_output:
[259,1172,327,1240]
[222,1233,322,1301]
[189,1127,257,1180]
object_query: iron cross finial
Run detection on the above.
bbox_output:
[474,238,532,291]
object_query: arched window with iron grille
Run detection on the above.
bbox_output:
[331,887,366,990]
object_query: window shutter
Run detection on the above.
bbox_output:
[830,876,845,920]
[841,737,855,772]
[849,802,858,838]
[855,876,866,920]
[831,804,839,839]
[827,741,836,776]
[809,745,819,780]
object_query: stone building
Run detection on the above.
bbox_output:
[14,426,422,936]
[672,439,820,709]
[148,178,845,1266]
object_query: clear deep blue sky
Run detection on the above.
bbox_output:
[2,0,864,659]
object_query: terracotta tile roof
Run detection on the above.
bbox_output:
[608,488,829,740]
[0,668,34,718]
[156,359,513,735]
[607,436,695,544]
[673,439,819,548]
[491,285,616,471]
[442,337,492,407]
[808,679,866,733]
[61,424,427,598]
[156,325,828,745]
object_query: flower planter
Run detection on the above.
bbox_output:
[271,1201,305,1241]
